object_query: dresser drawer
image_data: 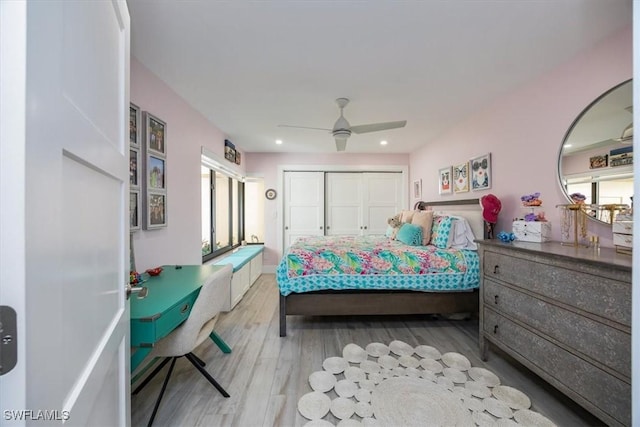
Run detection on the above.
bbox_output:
[131,293,197,347]
[483,308,630,427]
[612,221,633,235]
[613,233,633,248]
[483,250,630,326]
[484,279,630,378]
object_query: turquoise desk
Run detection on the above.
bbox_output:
[130,264,231,372]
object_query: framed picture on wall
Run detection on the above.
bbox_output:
[471,153,491,191]
[224,139,236,163]
[144,112,166,157]
[130,103,141,146]
[130,191,140,230]
[413,179,422,199]
[145,192,167,230]
[453,162,469,193]
[147,155,165,190]
[130,148,140,188]
[589,154,608,169]
[438,167,452,195]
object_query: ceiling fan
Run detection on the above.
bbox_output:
[278,98,407,151]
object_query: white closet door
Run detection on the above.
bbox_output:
[326,173,362,235]
[284,171,324,251]
[362,173,403,235]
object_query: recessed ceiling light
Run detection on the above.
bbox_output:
[564,144,572,148]
[380,140,388,146]
[276,139,283,145]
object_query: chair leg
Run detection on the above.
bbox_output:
[147,357,177,427]
[190,353,206,367]
[133,357,171,395]
[184,353,230,398]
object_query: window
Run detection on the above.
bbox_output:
[201,158,244,262]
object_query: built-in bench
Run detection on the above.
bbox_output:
[211,245,264,310]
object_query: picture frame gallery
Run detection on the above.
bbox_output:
[141,110,168,230]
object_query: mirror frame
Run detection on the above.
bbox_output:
[557,79,632,224]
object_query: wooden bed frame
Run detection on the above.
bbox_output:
[279,198,487,337]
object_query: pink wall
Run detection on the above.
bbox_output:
[130,58,245,271]
[409,26,632,247]
[245,153,410,266]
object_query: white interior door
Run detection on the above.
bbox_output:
[326,173,363,235]
[0,1,131,426]
[362,173,403,235]
[283,172,325,251]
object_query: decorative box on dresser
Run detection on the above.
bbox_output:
[477,240,631,427]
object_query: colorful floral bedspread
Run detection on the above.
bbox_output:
[277,235,479,296]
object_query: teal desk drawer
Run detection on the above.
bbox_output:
[131,292,198,347]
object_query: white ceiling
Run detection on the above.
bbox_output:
[128,0,631,154]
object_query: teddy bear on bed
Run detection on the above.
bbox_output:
[387,214,403,239]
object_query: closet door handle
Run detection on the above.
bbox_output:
[493,265,500,274]
[285,226,289,230]
[326,226,330,230]
[319,226,323,230]
[364,226,368,230]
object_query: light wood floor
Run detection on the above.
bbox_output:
[131,274,604,427]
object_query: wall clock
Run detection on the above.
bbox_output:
[265,189,277,200]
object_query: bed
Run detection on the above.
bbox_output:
[278,199,488,336]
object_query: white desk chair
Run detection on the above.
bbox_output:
[133,263,233,427]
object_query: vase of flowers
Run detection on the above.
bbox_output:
[521,192,542,207]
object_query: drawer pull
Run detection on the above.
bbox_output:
[493,325,499,334]
[494,295,499,304]
[180,303,190,314]
[493,265,500,274]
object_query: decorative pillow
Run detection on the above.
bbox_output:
[410,210,434,245]
[385,225,395,238]
[449,216,478,250]
[430,215,454,248]
[400,210,416,223]
[395,223,423,246]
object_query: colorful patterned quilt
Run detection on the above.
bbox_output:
[277,235,480,296]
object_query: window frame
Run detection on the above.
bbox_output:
[201,153,245,263]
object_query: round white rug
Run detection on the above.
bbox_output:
[297,341,557,427]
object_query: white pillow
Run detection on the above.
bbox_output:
[449,216,478,250]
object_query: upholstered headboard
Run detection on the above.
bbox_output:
[416,199,486,240]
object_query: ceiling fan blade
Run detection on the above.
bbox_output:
[277,124,332,131]
[335,138,347,152]
[350,120,407,134]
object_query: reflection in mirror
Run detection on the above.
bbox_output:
[559,79,633,224]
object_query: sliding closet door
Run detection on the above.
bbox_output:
[362,173,403,235]
[283,171,324,251]
[326,173,363,235]
[326,172,403,236]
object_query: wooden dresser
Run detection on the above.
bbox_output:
[477,240,632,427]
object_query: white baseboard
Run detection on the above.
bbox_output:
[262,265,277,274]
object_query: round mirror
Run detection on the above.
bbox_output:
[558,79,633,224]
